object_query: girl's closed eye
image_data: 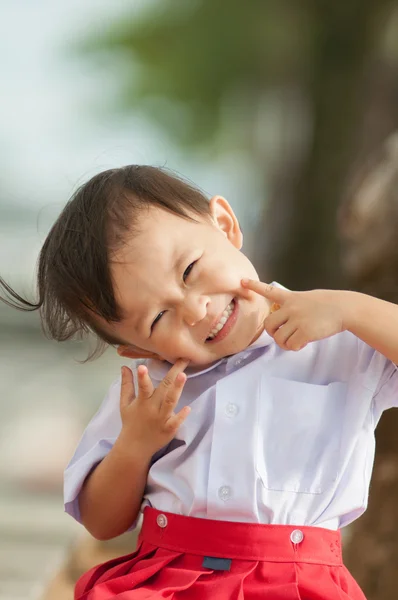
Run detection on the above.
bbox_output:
[183,261,197,282]
[151,311,165,330]
[151,261,198,331]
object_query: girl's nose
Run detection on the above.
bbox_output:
[183,295,210,326]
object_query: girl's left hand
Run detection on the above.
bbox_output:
[242,279,346,351]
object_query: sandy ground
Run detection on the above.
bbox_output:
[41,530,139,600]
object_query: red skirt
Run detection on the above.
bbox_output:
[75,508,366,599]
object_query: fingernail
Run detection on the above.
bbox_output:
[241,278,249,284]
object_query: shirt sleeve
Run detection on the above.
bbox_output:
[372,359,398,416]
[356,338,398,420]
[63,375,123,524]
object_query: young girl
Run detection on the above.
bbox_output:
[2,165,398,600]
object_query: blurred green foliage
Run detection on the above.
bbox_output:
[78,0,312,149]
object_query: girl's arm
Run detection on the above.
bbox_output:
[241,279,398,363]
[79,361,190,540]
[79,433,151,540]
[342,291,398,365]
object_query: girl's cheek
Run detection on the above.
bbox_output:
[158,333,185,356]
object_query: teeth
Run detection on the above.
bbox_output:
[207,301,234,340]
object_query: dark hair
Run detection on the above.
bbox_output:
[0,165,211,357]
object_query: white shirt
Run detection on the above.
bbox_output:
[64,327,398,531]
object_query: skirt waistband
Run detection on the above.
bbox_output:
[139,508,343,566]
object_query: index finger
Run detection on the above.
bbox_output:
[241,279,289,304]
[167,358,190,378]
[159,358,189,388]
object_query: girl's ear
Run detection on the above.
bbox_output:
[117,345,164,361]
[209,195,243,249]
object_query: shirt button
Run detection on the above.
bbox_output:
[225,403,239,417]
[156,514,168,528]
[218,485,232,501]
[290,529,304,544]
[234,358,244,366]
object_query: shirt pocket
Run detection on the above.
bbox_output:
[256,376,346,494]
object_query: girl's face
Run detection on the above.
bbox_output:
[105,197,270,366]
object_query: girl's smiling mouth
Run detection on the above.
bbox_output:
[205,298,238,343]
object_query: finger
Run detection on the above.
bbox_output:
[169,358,190,375]
[164,405,191,434]
[263,309,289,336]
[159,359,190,394]
[120,366,136,410]
[136,365,154,399]
[285,330,308,352]
[241,279,290,305]
[159,371,187,418]
[273,323,298,349]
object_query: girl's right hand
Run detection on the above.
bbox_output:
[118,359,190,457]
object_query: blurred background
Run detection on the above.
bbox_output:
[1,1,398,598]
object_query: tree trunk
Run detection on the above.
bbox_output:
[258,1,391,290]
[343,413,398,599]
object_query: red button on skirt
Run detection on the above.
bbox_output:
[75,507,366,599]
